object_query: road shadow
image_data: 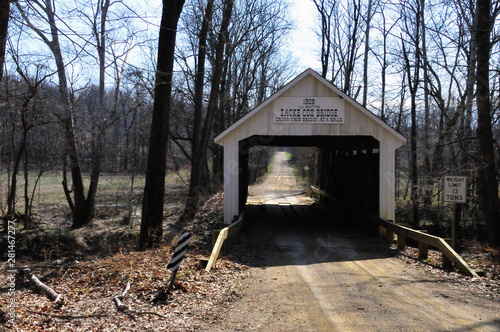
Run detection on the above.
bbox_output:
[228,203,395,268]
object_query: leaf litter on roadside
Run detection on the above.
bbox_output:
[1,192,251,331]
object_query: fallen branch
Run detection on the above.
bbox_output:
[27,310,106,319]
[113,282,131,311]
[113,282,167,318]
[24,268,63,304]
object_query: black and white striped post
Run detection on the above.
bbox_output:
[167,232,192,291]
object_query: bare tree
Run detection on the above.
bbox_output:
[180,0,234,224]
[362,0,374,107]
[400,0,422,226]
[313,0,334,78]
[139,0,186,249]
[173,0,293,222]
[371,3,397,122]
[14,0,94,228]
[72,0,134,226]
[4,59,46,228]
[220,0,293,122]
[312,0,364,96]
[419,0,433,208]
[14,0,138,229]
[179,0,214,224]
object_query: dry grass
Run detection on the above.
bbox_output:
[0,170,191,262]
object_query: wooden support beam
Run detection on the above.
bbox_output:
[205,227,228,272]
[205,213,244,272]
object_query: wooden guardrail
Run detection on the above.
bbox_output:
[310,186,478,277]
[205,213,244,272]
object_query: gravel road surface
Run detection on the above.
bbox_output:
[214,151,500,331]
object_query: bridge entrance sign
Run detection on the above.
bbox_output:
[274,97,345,124]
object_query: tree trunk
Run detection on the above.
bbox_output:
[343,0,361,96]
[6,129,27,219]
[420,0,432,209]
[23,144,31,229]
[362,0,373,107]
[476,0,499,246]
[72,0,111,229]
[464,4,479,140]
[44,0,87,228]
[139,0,185,249]
[402,35,420,227]
[6,88,36,220]
[0,0,10,81]
[379,11,391,122]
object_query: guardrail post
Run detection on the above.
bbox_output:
[418,242,428,259]
[442,253,452,269]
[386,230,395,243]
[397,234,406,250]
[379,226,386,239]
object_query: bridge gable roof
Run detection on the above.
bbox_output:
[214,68,406,146]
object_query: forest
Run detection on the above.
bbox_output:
[0,0,499,250]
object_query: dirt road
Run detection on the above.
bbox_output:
[214,151,500,331]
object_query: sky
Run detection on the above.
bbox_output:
[140,0,321,71]
[288,0,322,71]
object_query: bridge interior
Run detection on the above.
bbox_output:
[239,135,380,231]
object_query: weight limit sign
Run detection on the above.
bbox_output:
[443,176,467,203]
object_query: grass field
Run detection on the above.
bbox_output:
[0,170,189,217]
[0,169,192,260]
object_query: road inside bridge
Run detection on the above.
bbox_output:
[216,151,499,331]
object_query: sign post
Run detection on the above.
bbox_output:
[443,176,467,249]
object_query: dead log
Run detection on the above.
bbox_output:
[24,268,63,304]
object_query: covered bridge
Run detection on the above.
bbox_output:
[214,68,406,224]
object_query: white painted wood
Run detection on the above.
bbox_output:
[223,140,239,223]
[215,68,406,224]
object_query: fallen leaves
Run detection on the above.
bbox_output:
[2,243,249,331]
[394,244,500,300]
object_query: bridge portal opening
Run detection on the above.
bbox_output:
[238,135,380,230]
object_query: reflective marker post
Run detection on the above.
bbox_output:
[166,232,192,291]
